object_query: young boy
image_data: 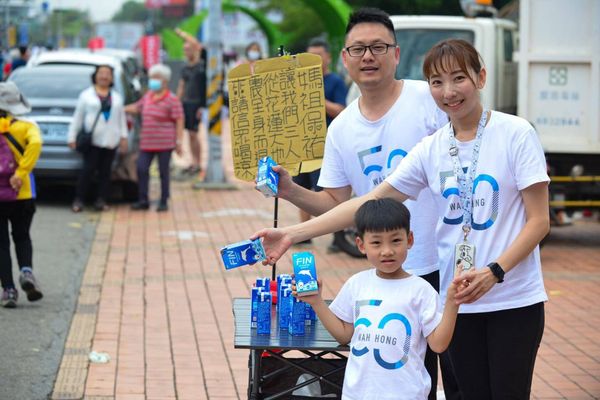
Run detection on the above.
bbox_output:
[294,198,460,399]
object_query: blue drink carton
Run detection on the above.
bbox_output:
[257,291,272,335]
[255,277,270,291]
[220,238,266,269]
[288,296,306,336]
[279,287,292,330]
[255,156,279,197]
[250,287,263,328]
[292,252,318,297]
[277,274,292,310]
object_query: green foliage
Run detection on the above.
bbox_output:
[256,0,326,54]
[111,0,192,33]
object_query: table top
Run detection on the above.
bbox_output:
[233,298,349,351]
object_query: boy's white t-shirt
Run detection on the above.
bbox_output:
[330,269,443,400]
[386,111,549,313]
[318,80,448,276]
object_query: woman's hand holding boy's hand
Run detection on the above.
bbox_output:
[250,228,293,266]
[452,263,497,305]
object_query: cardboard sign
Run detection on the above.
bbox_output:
[227,53,327,181]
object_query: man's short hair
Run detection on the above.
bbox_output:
[345,7,396,44]
[355,198,410,238]
[307,38,330,53]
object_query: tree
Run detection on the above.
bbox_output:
[111,0,193,33]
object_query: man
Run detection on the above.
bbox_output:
[10,46,29,71]
[275,8,458,400]
[292,38,347,244]
[176,29,207,177]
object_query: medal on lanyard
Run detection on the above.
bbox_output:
[449,110,488,275]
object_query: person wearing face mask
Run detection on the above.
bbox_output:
[68,64,128,212]
[244,41,262,68]
[125,64,184,212]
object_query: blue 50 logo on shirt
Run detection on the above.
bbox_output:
[358,146,407,187]
[352,299,412,370]
[439,168,499,230]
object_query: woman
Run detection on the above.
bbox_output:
[0,82,43,307]
[68,64,128,212]
[254,39,549,399]
[125,64,183,212]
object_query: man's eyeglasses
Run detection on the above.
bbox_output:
[344,43,396,57]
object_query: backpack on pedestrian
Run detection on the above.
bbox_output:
[0,122,19,201]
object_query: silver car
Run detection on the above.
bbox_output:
[8,58,140,199]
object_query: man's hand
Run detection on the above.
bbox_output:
[195,107,204,120]
[68,141,76,150]
[175,143,183,156]
[250,228,293,266]
[272,165,295,200]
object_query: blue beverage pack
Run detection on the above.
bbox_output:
[305,304,316,326]
[288,296,306,336]
[255,277,270,291]
[255,156,279,197]
[251,287,263,328]
[257,291,272,335]
[279,287,292,330]
[277,274,292,310]
[220,238,266,269]
[292,252,318,297]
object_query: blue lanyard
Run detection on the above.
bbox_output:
[448,110,488,240]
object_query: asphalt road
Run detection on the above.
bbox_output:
[0,185,98,400]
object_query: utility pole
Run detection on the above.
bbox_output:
[194,0,235,189]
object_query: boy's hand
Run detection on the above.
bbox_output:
[292,278,323,306]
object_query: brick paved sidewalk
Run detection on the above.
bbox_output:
[50,126,600,399]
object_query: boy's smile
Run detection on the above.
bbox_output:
[356,229,414,279]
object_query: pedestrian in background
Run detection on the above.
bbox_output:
[292,37,347,246]
[0,82,43,308]
[125,64,183,212]
[175,28,207,178]
[243,41,263,69]
[10,46,29,72]
[68,64,128,212]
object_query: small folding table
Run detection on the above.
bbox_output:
[232,298,348,399]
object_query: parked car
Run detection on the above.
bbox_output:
[9,54,141,199]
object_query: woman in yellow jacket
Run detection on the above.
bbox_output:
[0,82,43,308]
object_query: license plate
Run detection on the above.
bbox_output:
[38,122,68,141]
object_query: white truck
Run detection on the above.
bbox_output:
[389,0,600,214]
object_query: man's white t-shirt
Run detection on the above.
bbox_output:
[318,80,448,276]
[330,269,442,400]
[386,111,549,313]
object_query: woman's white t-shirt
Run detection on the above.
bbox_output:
[330,270,442,400]
[319,80,448,276]
[386,111,549,313]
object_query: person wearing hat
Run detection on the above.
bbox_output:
[0,81,43,308]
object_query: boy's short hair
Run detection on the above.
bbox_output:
[355,198,410,237]
[345,7,396,44]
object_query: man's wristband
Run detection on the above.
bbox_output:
[487,262,505,283]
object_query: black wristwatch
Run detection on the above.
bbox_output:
[487,262,505,283]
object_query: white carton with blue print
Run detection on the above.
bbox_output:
[292,252,318,297]
[220,238,266,270]
[255,156,279,197]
